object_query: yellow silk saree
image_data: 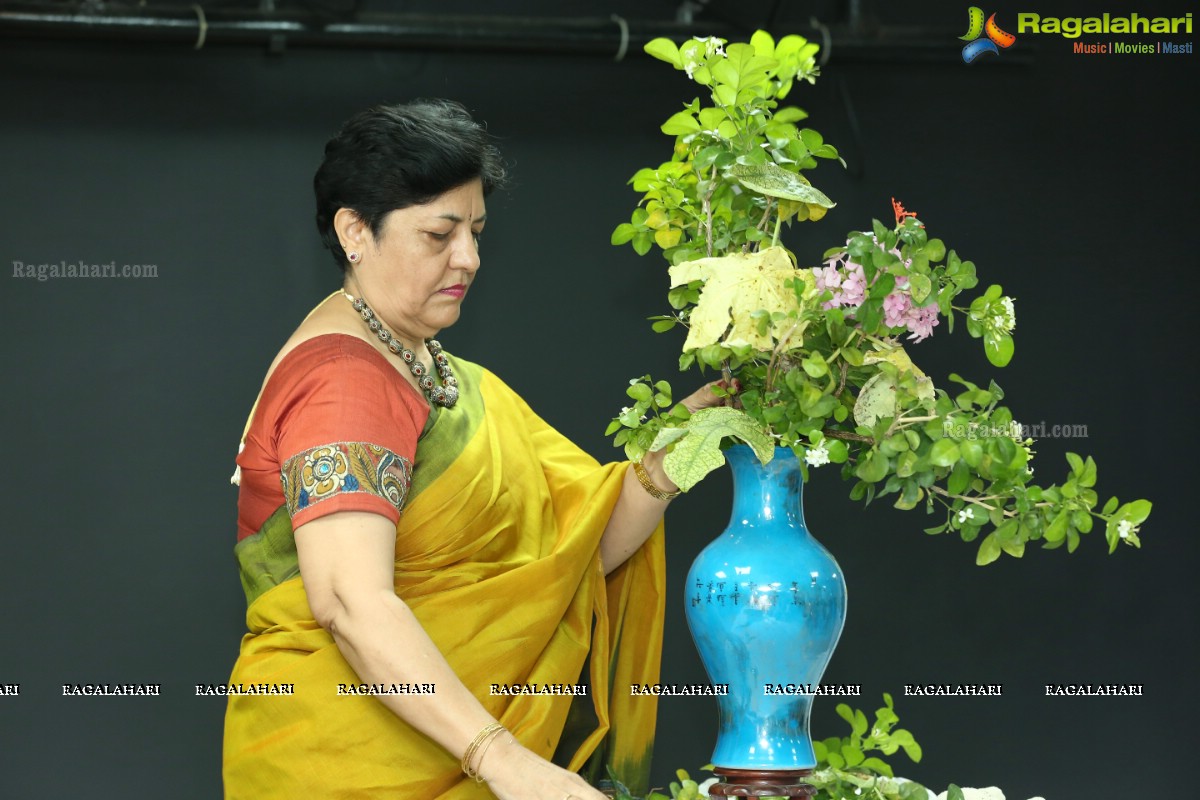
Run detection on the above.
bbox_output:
[224,354,665,798]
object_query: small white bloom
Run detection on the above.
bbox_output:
[620,406,631,415]
[698,777,719,797]
[629,378,639,386]
[804,443,830,467]
[994,296,1016,332]
[1117,519,1134,539]
[684,59,699,79]
[957,508,975,524]
[693,35,726,56]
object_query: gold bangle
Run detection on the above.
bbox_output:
[461,721,505,780]
[632,461,681,501]
[471,730,508,783]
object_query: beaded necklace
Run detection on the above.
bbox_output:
[343,291,459,408]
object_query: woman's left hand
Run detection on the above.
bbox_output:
[641,379,739,493]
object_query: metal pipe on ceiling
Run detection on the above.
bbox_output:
[0,3,1030,64]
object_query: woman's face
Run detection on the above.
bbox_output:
[347,178,487,346]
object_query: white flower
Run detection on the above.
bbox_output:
[1117,519,1134,539]
[693,35,726,56]
[629,378,640,386]
[684,59,699,79]
[957,508,975,524]
[804,443,830,467]
[994,296,1016,332]
[698,777,719,797]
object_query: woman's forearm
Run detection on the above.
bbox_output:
[599,450,676,574]
[324,588,495,761]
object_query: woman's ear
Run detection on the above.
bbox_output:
[333,208,368,255]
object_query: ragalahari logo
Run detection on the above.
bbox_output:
[960,7,1017,62]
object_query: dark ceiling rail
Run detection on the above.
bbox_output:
[0,4,1031,63]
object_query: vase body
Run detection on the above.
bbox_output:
[685,445,848,770]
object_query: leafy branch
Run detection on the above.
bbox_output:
[604,30,1150,563]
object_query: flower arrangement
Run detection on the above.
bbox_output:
[607,31,1150,564]
[603,695,1041,800]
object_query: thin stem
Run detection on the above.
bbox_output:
[703,165,716,258]
[822,429,873,443]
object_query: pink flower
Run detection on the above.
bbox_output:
[883,292,912,328]
[904,304,940,342]
[840,261,866,307]
[814,262,846,309]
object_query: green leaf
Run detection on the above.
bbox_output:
[651,319,677,333]
[626,383,652,403]
[853,373,896,428]
[946,460,969,496]
[1122,499,1153,524]
[929,439,960,468]
[644,37,682,66]
[649,426,690,452]
[855,449,889,484]
[976,532,1001,565]
[959,439,982,468]
[802,352,829,377]
[728,163,836,207]
[774,106,808,123]
[611,223,636,245]
[983,331,1015,367]
[661,111,701,136]
[662,407,774,492]
[1044,510,1069,543]
[749,28,775,56]
[908,274,932,304]
[1080,456,1097,488]
[1102,496,1119,515]
[632,230,653,256]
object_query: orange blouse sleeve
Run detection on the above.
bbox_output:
[270,336,429,529]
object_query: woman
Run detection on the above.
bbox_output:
[224,99,717,799]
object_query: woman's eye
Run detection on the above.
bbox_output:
[427,231,451,241]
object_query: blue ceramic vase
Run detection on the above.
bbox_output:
[684,444,848,771]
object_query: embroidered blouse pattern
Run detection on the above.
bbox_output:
[281,442,412,518]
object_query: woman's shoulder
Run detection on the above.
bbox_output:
[274,332,384,373]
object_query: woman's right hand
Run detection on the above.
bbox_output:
[477,735,608,800]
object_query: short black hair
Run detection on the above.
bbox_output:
[314,99,507,270]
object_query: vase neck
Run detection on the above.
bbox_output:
[726,446,806,528]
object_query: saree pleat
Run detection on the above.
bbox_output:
[224,360,664,798]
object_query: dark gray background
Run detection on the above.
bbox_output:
[1,0,1194,797]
